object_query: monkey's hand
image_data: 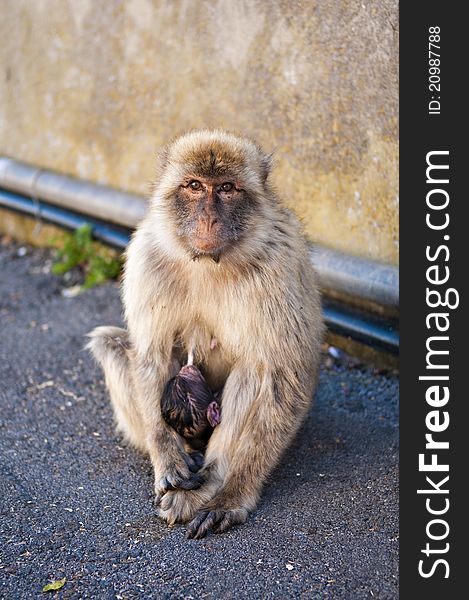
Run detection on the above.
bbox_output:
[188,451,205,472]
[154,459,203,497]
[156,464,221,524]
[153,444,205,508]
[185,495,249,539]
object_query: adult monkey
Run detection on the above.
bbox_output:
[88,130,324,538]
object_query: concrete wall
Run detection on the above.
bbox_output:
[0,0,398,264]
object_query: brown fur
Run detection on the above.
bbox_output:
[87,130,324,537]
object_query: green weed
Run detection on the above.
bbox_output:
[52,224,122,289]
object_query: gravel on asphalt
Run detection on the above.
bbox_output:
[0,240,399,599]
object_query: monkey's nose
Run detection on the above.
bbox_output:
[207,217,218,231]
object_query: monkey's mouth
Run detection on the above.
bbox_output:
[188,237,226,262]
[190,248,222,263]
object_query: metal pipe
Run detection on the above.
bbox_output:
[323,303,399,353]
[0,156,398,309]
[0,187,399,353]
[312,246,398,309]
[0,188,130,249]
[0,157,146,228]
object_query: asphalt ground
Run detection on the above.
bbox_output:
[0,239,399,599]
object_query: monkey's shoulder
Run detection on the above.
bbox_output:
[125,229,186,287]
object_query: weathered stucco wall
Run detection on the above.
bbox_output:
[0,0,398,264]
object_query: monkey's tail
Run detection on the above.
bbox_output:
[86,326,147,452]
[86,326,130,364]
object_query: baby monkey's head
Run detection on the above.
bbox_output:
[161,364,221,450]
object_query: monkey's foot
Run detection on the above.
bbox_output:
[186,506,248,539]
[157,490,198,524]
[157,470,217,524]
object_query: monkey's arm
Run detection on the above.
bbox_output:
[123,231,203,497]
[131,350,204,499]
[186,366,312,538]
[157,362,315,533]
[86,324,201,493]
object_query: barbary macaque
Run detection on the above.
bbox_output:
[88,130,324,538]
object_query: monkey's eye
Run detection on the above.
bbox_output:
[220,182,233,192]
[189,180,202,190]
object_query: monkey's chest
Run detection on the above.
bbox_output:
[178,324,232,392]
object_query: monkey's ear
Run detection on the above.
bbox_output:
[158,145,171,170]
[154,145,174,187]
[260,152,274,183]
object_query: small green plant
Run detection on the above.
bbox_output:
[52,224,122,289]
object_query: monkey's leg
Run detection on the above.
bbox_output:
[88,326,203,494]
[87,326,147,452]
[184,368,312,538]
[132,350,206,500]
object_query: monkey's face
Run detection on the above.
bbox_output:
[156,131,272,259]
[174,176,253,257]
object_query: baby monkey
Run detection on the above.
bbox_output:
[161,349,221,454]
